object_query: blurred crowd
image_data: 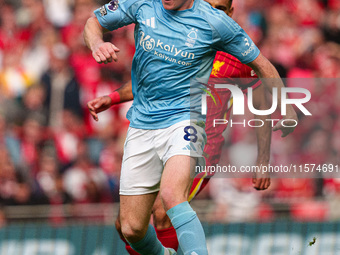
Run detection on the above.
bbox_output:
[0,0,133,215]
[0,0,339,224]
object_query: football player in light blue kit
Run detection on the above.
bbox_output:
[83,0,298,253]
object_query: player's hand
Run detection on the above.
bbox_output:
[252,166,270,190]
[92,42,120,64]
[273,113,298,138]
[87,96,112,121]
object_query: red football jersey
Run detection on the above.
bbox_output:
[205,52,261,165]
[190,52,262,198]
[210,51,260,83]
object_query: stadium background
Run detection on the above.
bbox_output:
[0,0,339,254]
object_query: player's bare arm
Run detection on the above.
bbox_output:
[252,85,271,190]
[87,80,133,121]
[247,53,298,138]
[83,16,120,64]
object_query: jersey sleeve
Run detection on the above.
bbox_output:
[210,14,260,64]
[94,0,143,31]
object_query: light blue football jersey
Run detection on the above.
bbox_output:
[94,0,260,129]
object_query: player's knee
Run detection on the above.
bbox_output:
[120,220,147,242]
[153,205,167,222]
[153,205,172,229]
[160,187,186,211]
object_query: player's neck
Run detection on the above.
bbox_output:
[182,0,194,10]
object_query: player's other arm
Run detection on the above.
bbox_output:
[83,16,120,64]
[252,84,271,190]
[247,53,298,137]
[87,81,134,121]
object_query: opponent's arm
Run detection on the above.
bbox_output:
[83,16,120,64]
[251,84,271,190]
[116,80,134,102]
[247,53,298,137]
[87,80,133,121]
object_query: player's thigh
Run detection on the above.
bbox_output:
[120,127,163,195]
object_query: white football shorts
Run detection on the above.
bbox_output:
[119,120,206,195]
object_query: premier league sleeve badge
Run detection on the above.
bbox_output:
[108,0,119,11]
